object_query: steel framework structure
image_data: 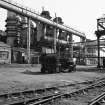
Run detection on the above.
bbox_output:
[0,0,86,64]
[95,17,105,67]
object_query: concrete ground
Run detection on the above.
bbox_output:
[0,64,105,94]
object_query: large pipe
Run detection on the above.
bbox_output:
[0,0,85,38]
[44,36,68,44]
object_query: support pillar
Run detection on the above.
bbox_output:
[54,27,57,53]
[44,24,47,38]
[27,18,31,64]
[97,36,100,68]
[80,37,86,65]
[55,28,61,72]
[69,34,73,60]
[41,24,47,53]
[57,29,60,57]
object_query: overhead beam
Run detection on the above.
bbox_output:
[0,0,85,38]
[98,23,105,30]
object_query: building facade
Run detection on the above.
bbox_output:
[0,42,11,64]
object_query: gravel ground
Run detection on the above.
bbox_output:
[0,65,105,94]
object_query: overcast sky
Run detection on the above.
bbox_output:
[0,0,105,40]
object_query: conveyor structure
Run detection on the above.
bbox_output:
[0,0,85,38]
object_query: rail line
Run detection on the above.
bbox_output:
[0,79,97,105]
[0,78,105,105]
[24,78,105,105]
[89,92,105,105]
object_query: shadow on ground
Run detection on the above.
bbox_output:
[21,70,55,75]
[21,70,44,75]
[21,69,72,75]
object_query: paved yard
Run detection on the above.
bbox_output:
[0,65,104,94]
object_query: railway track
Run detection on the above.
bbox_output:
[89,92,105,105]
[0,78,105,105]
[26,78,105,105]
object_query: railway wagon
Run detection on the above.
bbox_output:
[39,53,76,73]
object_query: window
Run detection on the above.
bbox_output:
[0,51,9,60]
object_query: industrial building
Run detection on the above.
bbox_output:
[0,0,103,66]
[4,11,85,64]
[0,10,103,65]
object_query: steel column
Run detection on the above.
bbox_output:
[27,18,31,64]
[44,24,46,38]
[80,37,86,65]
[97,36,100,68]
[54,28,57,53]
[69,34,73,59]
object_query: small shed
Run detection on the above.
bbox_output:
[0,42,11,64]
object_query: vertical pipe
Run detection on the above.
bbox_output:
[41,24,47,54]
[84,45,87,65]
[27,17,31,64]
[71,38,73,59]
[97,19,101,68]
[97,36,100,68]
[54,27,57,53]
[57,29,60,56]
[81,37,86,65]
[44,24,46,38]
[69,34,73,60]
